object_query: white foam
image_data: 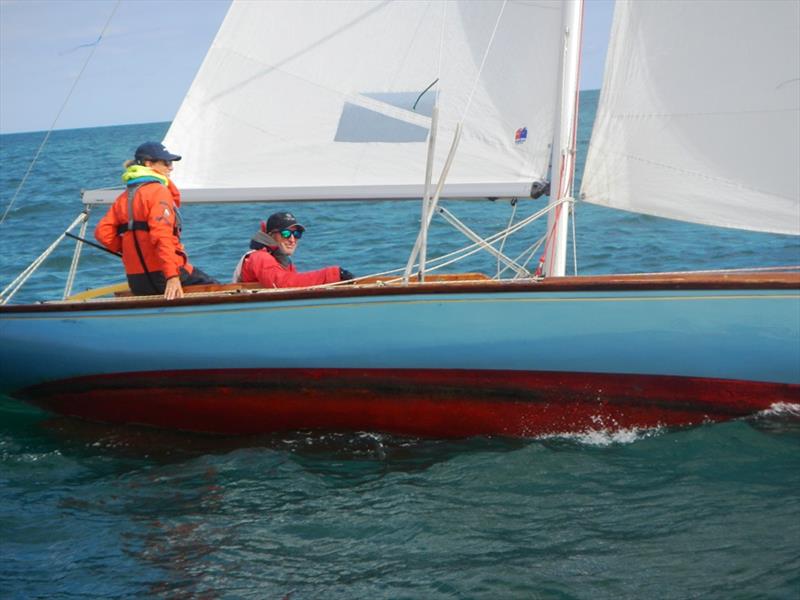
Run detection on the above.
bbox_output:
[538,425,664,446]
[8,450,64,463]
[757,402,800,418]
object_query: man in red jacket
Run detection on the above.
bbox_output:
[95,142,216,299]
[233,212,353,288]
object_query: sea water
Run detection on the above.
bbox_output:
[1,91,799,598]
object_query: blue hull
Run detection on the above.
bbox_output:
[1,275,798,435]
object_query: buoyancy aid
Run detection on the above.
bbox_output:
[95,168,193,283]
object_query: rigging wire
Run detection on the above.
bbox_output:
[0,0,121,227]
[497,234,547,279]
[425,198,570,275]
[0,212,88,304]
[408,0,507,278]
[460,0,508,122]
[392,198,569,285]
[497,199,518,278]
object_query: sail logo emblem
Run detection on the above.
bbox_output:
[514,127,528,144]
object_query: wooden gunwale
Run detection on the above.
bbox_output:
[2,271,798,314]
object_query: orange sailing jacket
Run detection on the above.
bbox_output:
[95,179,192,280]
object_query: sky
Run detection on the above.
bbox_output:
[0,0,615,134]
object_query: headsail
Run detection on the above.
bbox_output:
[581,0,800,236]
[161,0,565,202]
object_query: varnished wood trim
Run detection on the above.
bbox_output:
[3,271,798,313]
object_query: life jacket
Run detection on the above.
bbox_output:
[232,249,257,283]
[95,179,192,284]
[116,182,182,239]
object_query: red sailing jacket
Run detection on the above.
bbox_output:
[239,248,340,288]
[95,180,192,280]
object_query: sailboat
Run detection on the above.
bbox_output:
[0,0,797,437]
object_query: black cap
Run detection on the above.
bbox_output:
[134,141,182,162]
[266,212,305,233]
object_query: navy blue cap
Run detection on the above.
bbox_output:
[266,212,305,233]
[134,141,182,162]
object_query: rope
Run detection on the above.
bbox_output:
[496,234,547,279]
[497,200,518,277]
[322,259,800,291]
[392,198,570,285]
[63,208,91,299]
[438,206,529,277]
[405,0,508,279]
[426,198,571,274]
[0,0,121,226]
[1,212,88,304]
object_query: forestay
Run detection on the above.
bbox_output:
[159,0,564,202]
[581,0,800,236]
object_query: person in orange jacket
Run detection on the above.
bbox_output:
[95,142,217,299]
[232,212,353,288]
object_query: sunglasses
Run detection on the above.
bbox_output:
[277,229,303,239]
[159,160,173,167]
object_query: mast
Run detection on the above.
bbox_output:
[542,0,583,278]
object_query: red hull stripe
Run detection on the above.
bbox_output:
[17,368,800,437]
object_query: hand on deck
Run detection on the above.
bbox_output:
[164,276,184,300]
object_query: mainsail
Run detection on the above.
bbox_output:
[161,0,565,201]
[581,0,800,236]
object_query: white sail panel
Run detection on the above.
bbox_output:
[163,0,564,199]
[581,0,800,235]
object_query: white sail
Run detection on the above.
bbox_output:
[581,0,800,236]
[161,0,565,201]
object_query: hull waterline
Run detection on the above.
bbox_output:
[2,274,799,437]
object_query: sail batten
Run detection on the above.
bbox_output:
[581,0,800,236]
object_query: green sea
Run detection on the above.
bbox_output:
[1,90,799,598]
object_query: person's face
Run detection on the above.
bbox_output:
[270,227,301,255]
[146,159,173,177]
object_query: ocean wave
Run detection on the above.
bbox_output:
[756,402,800,418]
[537,425,665,446]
